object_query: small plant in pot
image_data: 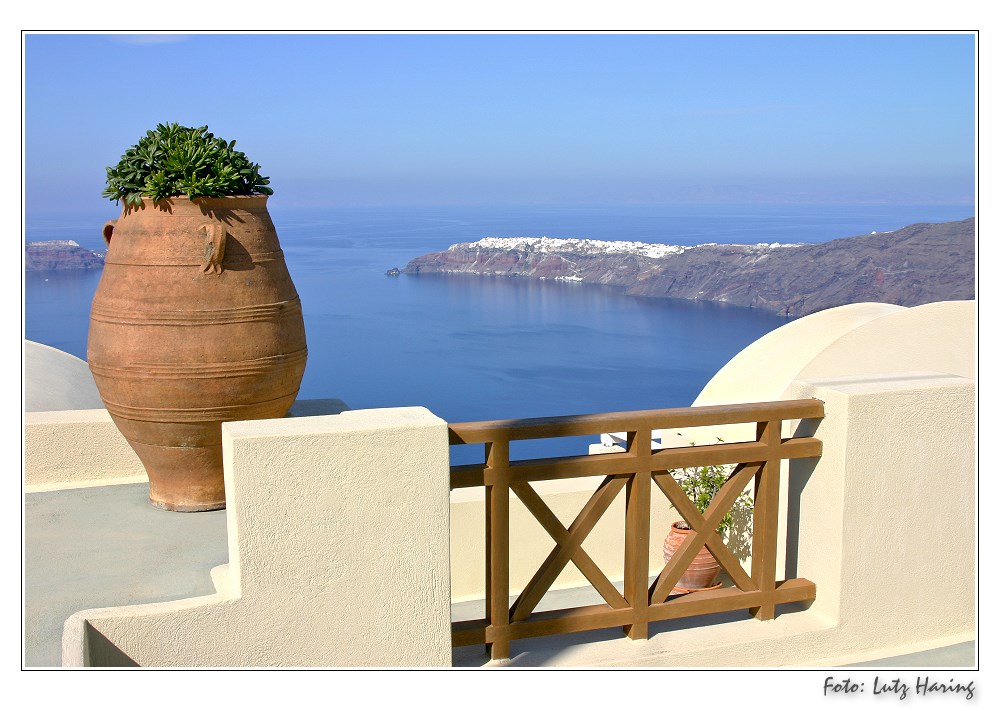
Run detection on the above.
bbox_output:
[89,122,306,512]
[662,456,754,593]
[102,122,273,208]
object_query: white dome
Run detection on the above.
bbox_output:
[24,340,104,412]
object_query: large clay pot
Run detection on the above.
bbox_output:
[662,521,722,593]
[88,196,307,511]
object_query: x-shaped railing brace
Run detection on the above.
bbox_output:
[508,476,629,621]
[649,462,758,604]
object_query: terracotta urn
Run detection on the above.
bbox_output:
[88,196,307,511]
[662,521,723,593]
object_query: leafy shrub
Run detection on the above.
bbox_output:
[103,122,273,207]
[672,459,753,537]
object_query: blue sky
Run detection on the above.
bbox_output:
[23,32,975,213]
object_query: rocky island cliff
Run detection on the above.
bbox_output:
[403,217,975,317]
[25,241,106,271]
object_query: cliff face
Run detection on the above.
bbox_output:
[25,241,106,271]
[403,218,975,317]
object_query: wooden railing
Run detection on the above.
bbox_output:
[449,399,824,660]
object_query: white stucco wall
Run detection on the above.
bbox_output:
[24,409,147,490]
[790,373,975,630]
[24,399,351,491]
[63,407,453,667]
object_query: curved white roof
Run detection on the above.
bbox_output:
[24,340,104,412]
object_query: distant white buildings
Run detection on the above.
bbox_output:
[453,236,803,258]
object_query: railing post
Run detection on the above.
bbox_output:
[623,428,651,640]
[485,439,511,660]
[750,419,781,620]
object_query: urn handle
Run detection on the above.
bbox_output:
[200,223,227,275]
[102,220,117,246]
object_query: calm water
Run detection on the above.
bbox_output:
[25,202,973,432]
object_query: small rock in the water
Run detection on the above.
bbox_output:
[385,267,400,276]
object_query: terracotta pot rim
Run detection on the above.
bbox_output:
[137,194,268,203]
[119,194,271,218]
[122,194,269,210]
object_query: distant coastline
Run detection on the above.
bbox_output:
[25,240,105,271]
[403,218,975,317]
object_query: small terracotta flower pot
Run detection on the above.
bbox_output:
[662,521,722,593]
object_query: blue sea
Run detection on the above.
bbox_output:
[24,202,973,439]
